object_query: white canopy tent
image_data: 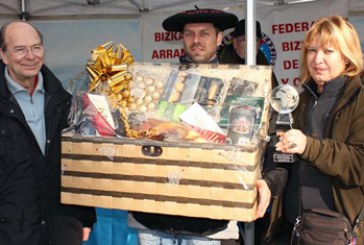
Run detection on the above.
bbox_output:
[0,0,362,20]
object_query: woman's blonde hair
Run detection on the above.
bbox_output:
[300,15,363,84]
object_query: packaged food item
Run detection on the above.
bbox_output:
[225,97,265,146]
[82,93,116,136]
[227,78,259,97]
[158,69,226,121]
[226,105,256,145]
[220,96,264,128]
[127,63,171,116]
[179,102,226,144]
[130,118,208,143]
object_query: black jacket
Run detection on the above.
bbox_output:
[218,43,268,66]
[0,61,96,245]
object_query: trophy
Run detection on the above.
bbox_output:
[270,84,299,163]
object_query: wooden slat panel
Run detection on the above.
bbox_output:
[61,176,256,202]
[61,140,262,167]
[61,192,257,221]
[61,159,259,185]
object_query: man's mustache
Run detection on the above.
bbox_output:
[190,44,204,49]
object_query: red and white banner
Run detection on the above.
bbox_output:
[141,0,349,88]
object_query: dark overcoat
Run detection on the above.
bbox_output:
[0,61,96,245]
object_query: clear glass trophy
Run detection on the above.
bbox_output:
[270,84,300,163]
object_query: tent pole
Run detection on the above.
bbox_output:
[20,0,29,20]
[244,0,256,240]
[246,0,256,66]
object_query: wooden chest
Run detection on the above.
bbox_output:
[61,135,264,221]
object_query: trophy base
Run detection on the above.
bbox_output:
[273,152,296,163]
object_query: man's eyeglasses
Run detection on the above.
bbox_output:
[11,45,44,57]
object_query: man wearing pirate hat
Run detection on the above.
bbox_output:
[218,19,278,87]
[219,19,265,64]
[130,8,286,245]
[162,7,238,64]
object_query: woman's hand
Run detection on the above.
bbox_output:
[275,129,307,155]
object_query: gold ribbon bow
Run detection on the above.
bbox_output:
[86,41,134,107]
[85,42,163,140]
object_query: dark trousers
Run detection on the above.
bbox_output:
[54,214,83,245]
[238,217,293,245]
[262,221,293,245]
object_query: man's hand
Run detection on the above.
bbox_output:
[255,179,271,219]
[82,227,92,241]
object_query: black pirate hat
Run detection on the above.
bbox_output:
[232,19,263,38]
[162,7,238,32]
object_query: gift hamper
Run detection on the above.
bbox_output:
[61,41,273,222]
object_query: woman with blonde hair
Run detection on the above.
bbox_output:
[267,15,364,244]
